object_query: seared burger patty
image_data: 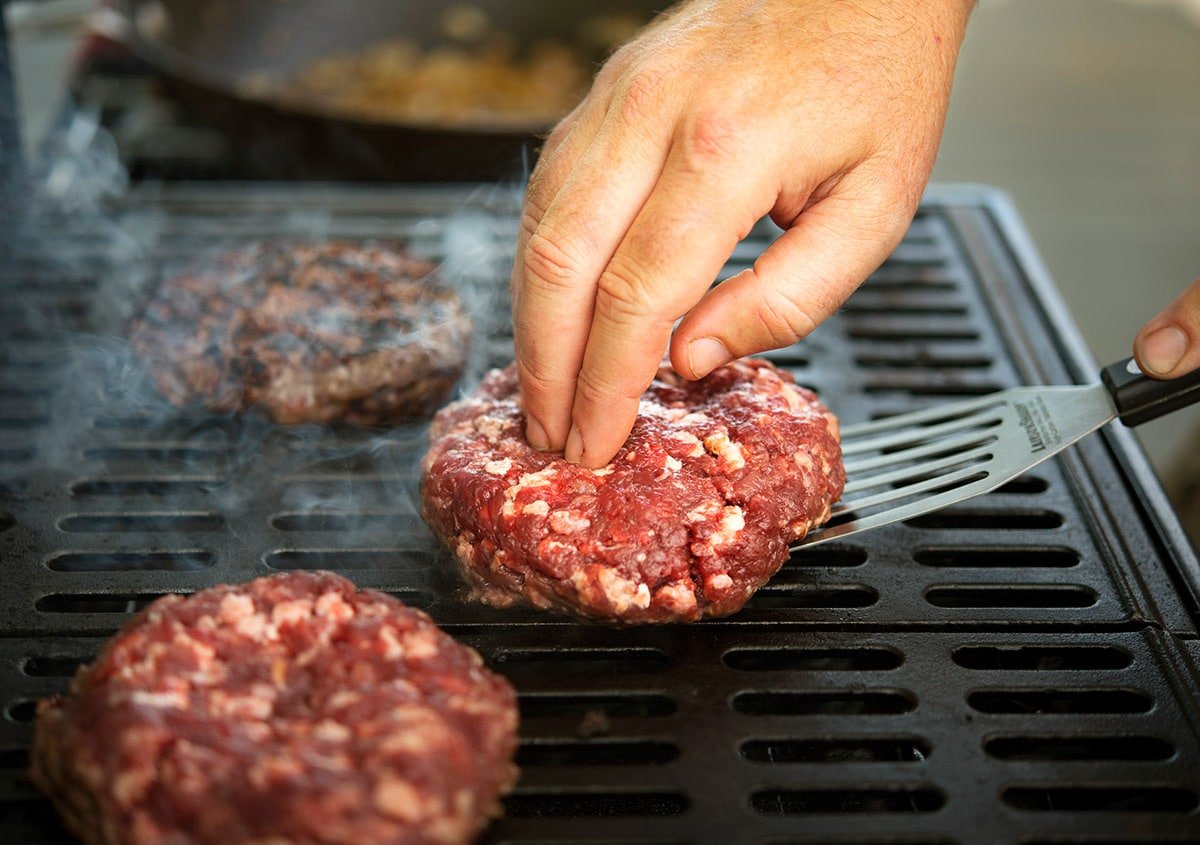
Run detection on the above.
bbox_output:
[421,359,844,623]
[128,240,471,425]
[31,572,518,845]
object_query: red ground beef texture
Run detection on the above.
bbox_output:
[127,239,471,425]
[421,358,845,623]
[31,572,518,845]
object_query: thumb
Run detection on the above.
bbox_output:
[668,180,911,378]
[1134,278,1200,379]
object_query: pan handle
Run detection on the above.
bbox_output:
[1101,357,1200,427]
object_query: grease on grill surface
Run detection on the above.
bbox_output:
[127,240,471,426]
[421,359,844,622]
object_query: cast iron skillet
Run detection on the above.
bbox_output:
[113,0,665,181]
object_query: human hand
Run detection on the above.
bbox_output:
[512,0,973,468]
[1135,279,1200,378]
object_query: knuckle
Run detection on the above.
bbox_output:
[678,112,741,172]
[595,259,654,320]
[614,66,670,129]
[754,286,819,349]
[573,369,615,408]
[518,186,556,259]
[522,170,555,224]
[522,230,584,292]
[575,366,645,407]
[517,208,542,244]
[515,355,568,400]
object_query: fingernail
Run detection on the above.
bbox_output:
[688,337,732,378]
[525,416,550,451]
[565,425,584,464]
[1141,325,1189,375]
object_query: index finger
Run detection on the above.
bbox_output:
[513,73,675,452]
[565,141,772,467]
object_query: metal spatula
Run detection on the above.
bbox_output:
[793,357,1200,548]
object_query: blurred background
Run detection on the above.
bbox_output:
[4,0,1200,534]
[931,0,1200,535]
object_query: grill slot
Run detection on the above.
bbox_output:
[924,585,1097,609]
[34,593,176,614]
[21,657,87,678]
[519,694,677,721]
[905,508,1065,530]
[503,791,689,817]
[1001,787,1198,813]
[862,382,1007,397]
[951,645,1131,671]
[56,512,224,533]
[914,547,1079,568]
[841,303,970,317]
[732,690,917,716]
[787,544,869,568]
[45,551,216,572]
[751,787,945,814]
[722,648,902,672]
[82,446,230,463]
[91,416,236,437]
[855,354,994,370]
[741,737,931,764]
[967,689,1154,714]
[493,649,672,675]
[983,735,1174,761]
[993,476,1050,494]
[5,701,37,723]
[745,584,879,609]
[69,478,224,497]
[847,327,981,342]
[269,512,426,533]
[516,740,680,767]
[3,188,1200,845]
[263,549,430,570]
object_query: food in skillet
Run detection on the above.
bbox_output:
[272,12,644,128]
[127,240,470,426]
[31,571,518,845]
[282,37,590,128]
[421,358,844,623]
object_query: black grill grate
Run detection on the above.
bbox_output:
[1,184,1199,844]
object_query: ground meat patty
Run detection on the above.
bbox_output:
[128,240,471,425]
[31,572,518,845]
[421,358,844,623]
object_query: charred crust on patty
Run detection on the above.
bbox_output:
[127,240,472,426]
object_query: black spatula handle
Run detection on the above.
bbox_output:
[1101,357,1200,427]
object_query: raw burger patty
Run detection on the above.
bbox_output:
[421,358,844,623]
[31,572,519,845]
[128,239,471,425]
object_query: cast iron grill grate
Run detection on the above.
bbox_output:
[0,185,1198,845]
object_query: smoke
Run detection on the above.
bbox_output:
[38,107,129,216]
[3,106,520,585]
